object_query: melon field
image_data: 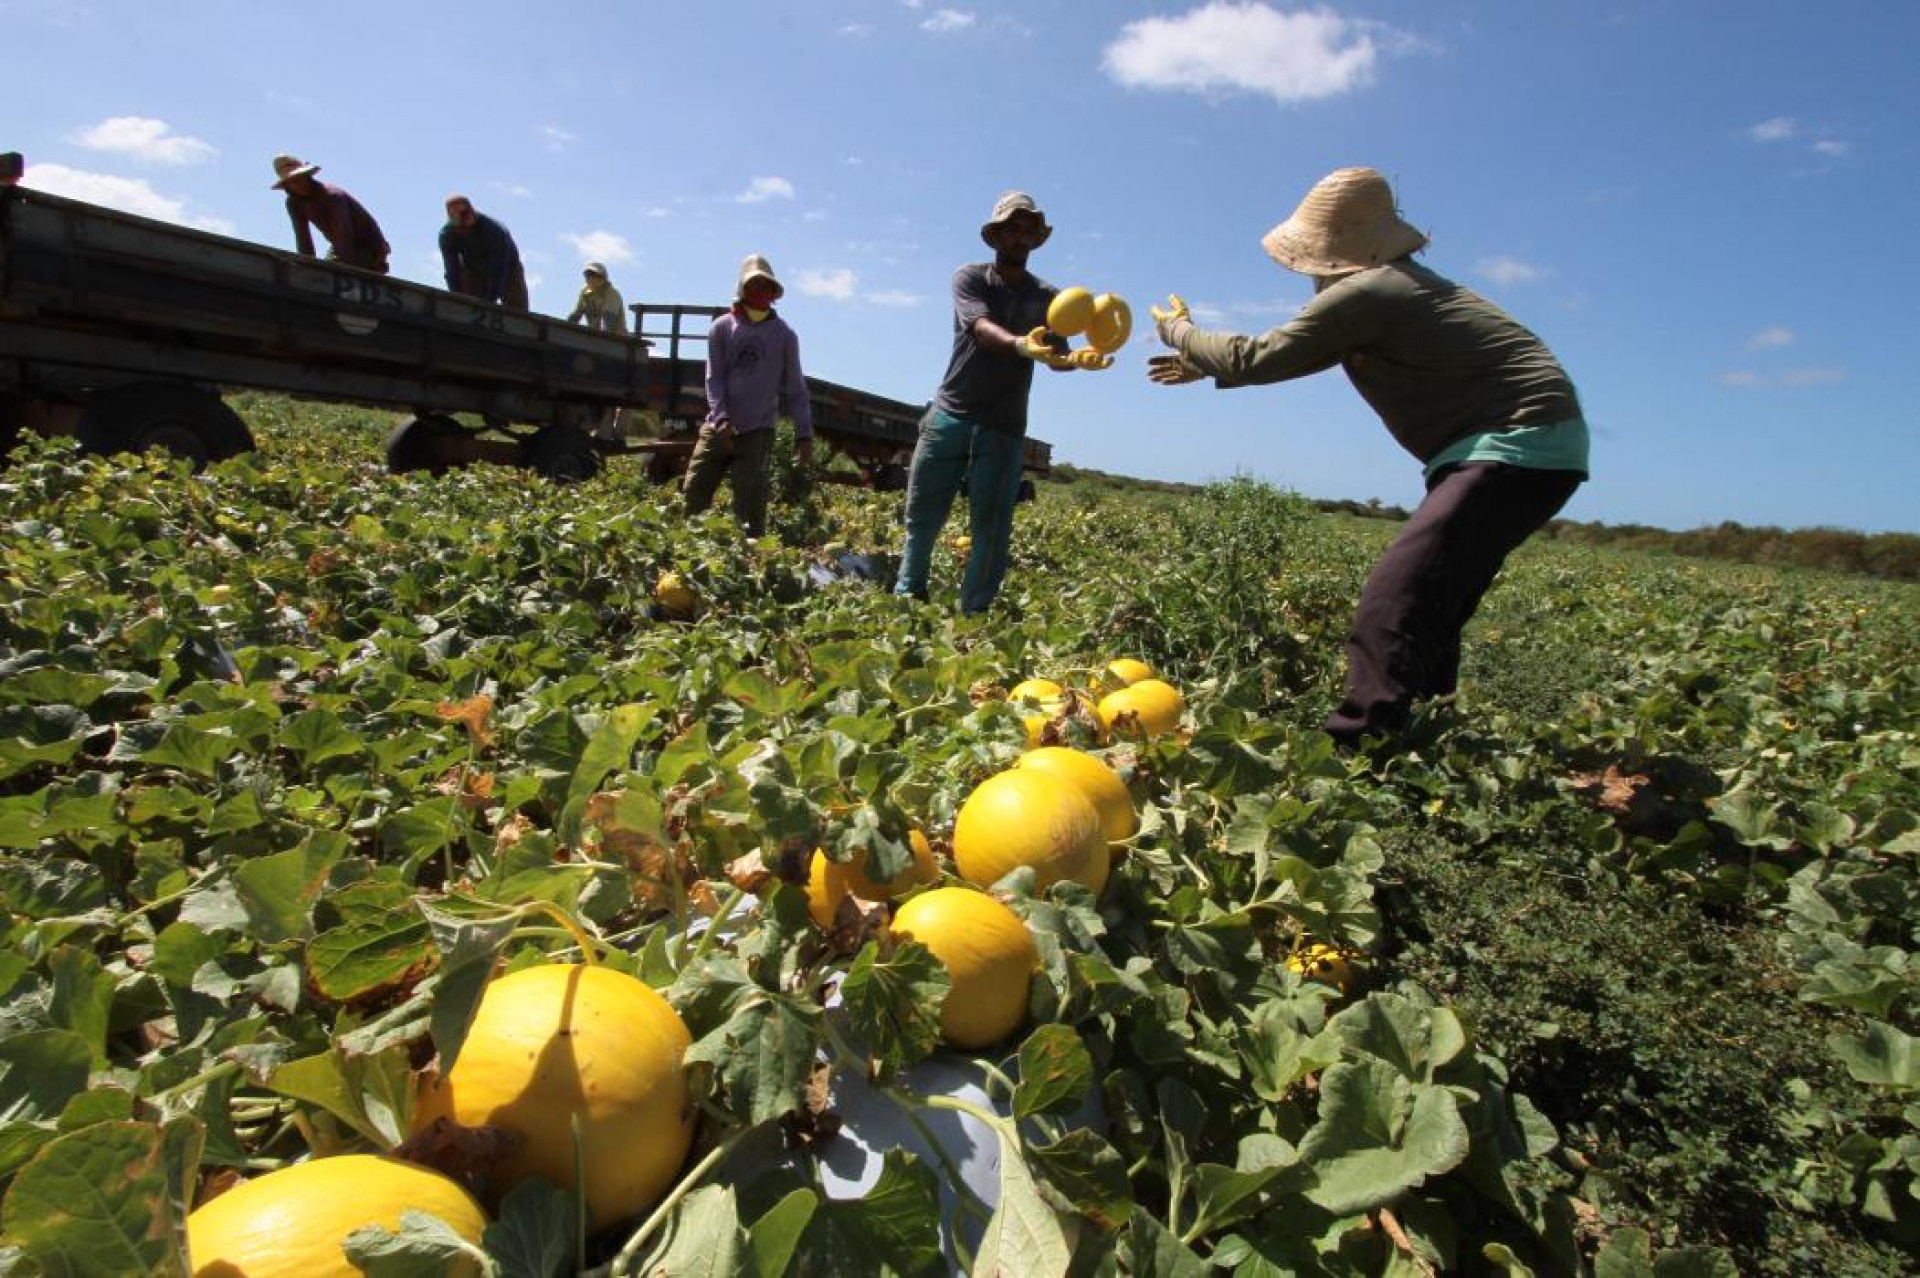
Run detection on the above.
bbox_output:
[0,396,1916,1276]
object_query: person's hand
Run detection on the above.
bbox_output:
[1146,354,1205,386]
[1015,326,1077,370]
[1069,348,1113,371]
[1150,294,1193,348]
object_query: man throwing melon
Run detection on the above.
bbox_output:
[1146,168,1590,749]
[894,191,1098,615]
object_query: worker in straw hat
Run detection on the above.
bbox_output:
[893,190,1098,614]
[682,254,814,537]
[269,154,390,273]
[1147,167,1590,750]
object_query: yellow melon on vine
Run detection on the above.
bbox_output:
[411,963,693,1231]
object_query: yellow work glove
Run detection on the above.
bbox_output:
[1069,348,1114,371]
[1015,326,1076,370]
[1150,294,1193,349]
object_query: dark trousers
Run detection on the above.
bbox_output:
[457,263,530,311]
[683,422,776,537]
[1325,462,1583,745]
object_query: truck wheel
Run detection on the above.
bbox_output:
[872,462,909,492]
[525,424,604,483]
[385,414,467,474]
[0,393,22,458]
[75,382,255,468]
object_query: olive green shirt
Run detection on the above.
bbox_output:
[1174,259,1582,464]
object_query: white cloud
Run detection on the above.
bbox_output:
[541,125,577,150]
[1746,326,1795,351]
[804,209,829,223]
[22,163,231,233]
[1811,138,1851,158]
[1747,116,1797,143]
[70,116,216,165]
[865,290,921,308]
[1719,366,1846,389]
[840,22,873,36]
[922,8,975,33]
[796,268,858,300]
[1102,2,1394,104]
[640,206,673,218]
[736,176,796,204]
[560,230,636,266]
[492,181,535,198]
[1476,256,1545,287]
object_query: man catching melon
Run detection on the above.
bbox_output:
[1146,167,1590,749]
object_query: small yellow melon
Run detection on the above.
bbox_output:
[186,1155,486,1278]
[1047,287,1095,337]
[1097,678,1184,738]
[411,963,693,1232]
[891,886,1039,1049]
[953,767,1107,896]
[1016,747,1137,847]
[806,830,940,927]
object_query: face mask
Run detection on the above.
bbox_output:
[744,306,771,322]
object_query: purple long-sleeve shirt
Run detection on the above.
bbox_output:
[285,182,389,272]
[704,308,813,439]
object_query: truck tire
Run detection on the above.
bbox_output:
[384,414,467,475]
[0,393,23,458]
[75,382,255,467]
[524,424,604,483]
[872,462,909,492]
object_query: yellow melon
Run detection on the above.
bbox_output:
[953,767,1108,896]
[186,1155,486,1278]
[1087,294,1133,354]
[1287,943,1357,993]
[1016,747,1137,847]
[411,964,693,1232]
[890,887,1039,1049]
[806,829,940,927]
[1097,678,1184,738]
[653,572,697,618]
[1046,287,1094,337]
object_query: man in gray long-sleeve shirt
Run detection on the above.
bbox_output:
[1149,167,1590,748]
[682,254,813,537]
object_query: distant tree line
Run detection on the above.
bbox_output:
[1041,467,1917,582]
[1316,499,1920,583]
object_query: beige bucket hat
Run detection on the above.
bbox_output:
[979,191,1052,248]
[270,153,321,190]
[1261,167,1427,276]
[735,253,784,301]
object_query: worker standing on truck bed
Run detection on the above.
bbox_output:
[569,262,629,439]
[682,255,814,538]
[271,154,390,273]
[1146,167,1590,750]
[440,195,528,309]
[893,190,1084,615]
[567,262,628,333]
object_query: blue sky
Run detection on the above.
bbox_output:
[9,0,1917,533]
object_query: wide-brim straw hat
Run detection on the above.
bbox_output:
[1261,167,1427,276]
[735,253,785,301]
[979,190,1052,248]
[270,153,321,190]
